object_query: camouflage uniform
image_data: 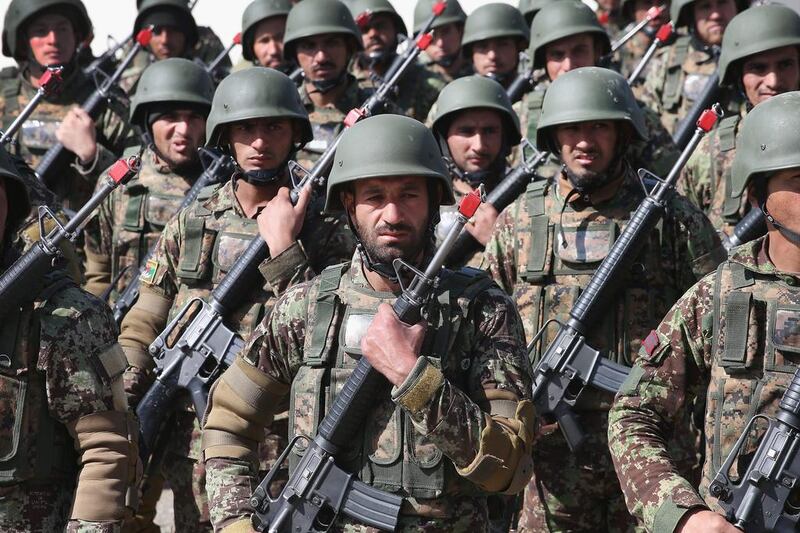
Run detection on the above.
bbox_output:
[83,145,200,300]
[418,51,474,83]
[617,28,656,86]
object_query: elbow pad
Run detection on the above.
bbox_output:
[118,288,172,370]
[202,355,289,462]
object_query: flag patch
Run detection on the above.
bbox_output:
[141,258,159,284]
[643,330,660,356]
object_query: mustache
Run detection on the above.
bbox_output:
[375,222,414,235]
[312,60,336,71]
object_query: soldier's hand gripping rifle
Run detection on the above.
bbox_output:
[627,22,674,85]
[205,32,241,79]
[0,67,63,145]
[446,139,549,267]
[249,187,485,533]
[111,148,236,326]
[722,206,768,252]
[673,65,721,150]
[709,367,800,532]
[527,104,722,452]
[35,27,153,188]
[0,155,141,318]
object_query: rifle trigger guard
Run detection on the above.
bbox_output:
[37,205,69,254]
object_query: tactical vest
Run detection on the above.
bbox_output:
[708,114,744,226]
[289,263,494,503]
[517,180,676,371]
[661,35,694,112]
[700,259,800,506]
[0,273,78,485]
[524,88,546,147]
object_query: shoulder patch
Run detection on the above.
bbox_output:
[643,329,660,356]
[141,258,159,284]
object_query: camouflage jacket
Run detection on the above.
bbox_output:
[0,65,135,212]
[678,107,750,236]
[203,251,533,531]
[484,166,725,379]
[83,145,199,300]
[417,51,474,84]
[616,27,656,87]
[608,236,800,532]
[352,55,446,122]
[0,246,129,533]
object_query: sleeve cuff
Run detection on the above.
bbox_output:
[652,497,708,533]
[258,241,309,293]
[391,357,443,415]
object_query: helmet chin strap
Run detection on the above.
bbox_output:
[762,201,800,246]
[311,69,349,94]
[435,52,461,68]
[484,70,514,87]
[438,132,508,188]
[232,147,298,186]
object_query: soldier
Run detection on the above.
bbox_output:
[640,0,743,134]
[483,67,725,532]
[461,3,530,90]
[679,4,800,239]
[117,66,353,532]
[0,0,135,212]
[281,0,374,167]
[616,0,671,84]
[0,146,140,532]
[83,58,214,303]
[519,0,558,26]
[347,0,446,122]
[608,90,800,533]
[201,113,535,531]
[429,75,521,269]
[414,0,472,83]
[233,0,293,73]
[597,0,625,36]
[519,0,679,178]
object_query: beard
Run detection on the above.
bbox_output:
[356,219,427,267]
[153,143,202,176]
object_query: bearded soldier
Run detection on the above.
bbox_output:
[414,0,472,83]
[118,67,353,531]
[233,0,293,73]
[609,90,800,533]
[347,0,445,122]
[429,75,521,269]
[679,4,800,239]
[201,113,535,532]
[484,67,725,532]
[83,58,214,303]
[0,146,139,532]
[0,0,135,212]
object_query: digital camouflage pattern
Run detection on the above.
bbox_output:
[617,28,657,90]
[0,248,129,532]
[483,167,726,531]
[121,177,354,529]
[417,51,474,84]
[608,236,800,532]
[83,145,199,300]
[204,251,533,531]
[0,66,135,212]
[352,58,446,123]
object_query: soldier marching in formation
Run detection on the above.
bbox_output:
[1,0,800,532]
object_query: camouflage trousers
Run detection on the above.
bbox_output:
[0,481,77,532]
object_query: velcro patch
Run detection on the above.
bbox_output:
[643,330,660,356]
[141,258,159,284]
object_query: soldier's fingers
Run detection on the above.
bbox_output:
[294,183,312,212]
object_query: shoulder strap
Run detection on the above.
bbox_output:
[176,216,207,279]
[712,261,755,371]
[122,182,147,232]
[525,90,547,145]
[662,35,692,110]
[716,114,740,152]
[1,75,22,129]
[305,263,349,367]
[522,180,551,281]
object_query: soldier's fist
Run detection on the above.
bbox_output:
[257,185,310,258]
[465,202,499,246]
[361,303,426,387]
[676,510,741,533]
[56,106,97,163]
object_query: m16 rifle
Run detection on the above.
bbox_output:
[0,67,63,145]
[111,148,236,326]
[506,51,534,104]
[610,6,666,54]
[723,207,768,251]
[527,105,722,452]
[249,187,485,533]
[82,33,134,78]
[205,32,241,79]
[709,367,800,532]
[673,69,721,150]
[627,22,674,85]
[35,27,153,188]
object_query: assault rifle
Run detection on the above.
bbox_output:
[506,51,534,104]
[82,33,134,78]
[446,139,549,267]
[288,66,304,84]
[610,6,666,55]
[205,32,241,79]
[723,207,768,252]
[111,148,236,326]
[35,27,153,188]
[709,367,800,532]
[0,67,63,145]
[627,22,674,85]
[250,188,485,533]
[527,104,722,452]
[0,155,141,317]
[673,69,721,150]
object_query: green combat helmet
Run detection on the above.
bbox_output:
[129,57,215,129]
[241,0,292,61]
[325,114,454,213]
[529,0,610,70]
[718,4,800,87]
[413,0,467,34]
[669,0,746,30]
[346,0,407,37]
[135,0,199,49]
[283,0,363,60]
[2,0,92,60]
[519,0,564,25]
[461,3,530,55]
[0,146,32,239]
[537,66,648,150]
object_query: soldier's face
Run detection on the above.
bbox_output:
[765,167,800,235]
[149,25,187,60]
[555,120,620,180]
[344,176,431,265]
[446,110,504,174]
[359,13,398,56]
[633,0,669,29]
[692,0,737,46]
[741,46,800,107]
[545,34,600,81]
[252,16,286,69]
[428,23,463,63]
[26,13,76,66]
[296,34,350,82]
[228,118,294,171]
[472,38,520,78]
[151,109,206,170]
[597,0,620,11]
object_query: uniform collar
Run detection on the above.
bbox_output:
[299,73,362,113]
[729,235,800,285]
